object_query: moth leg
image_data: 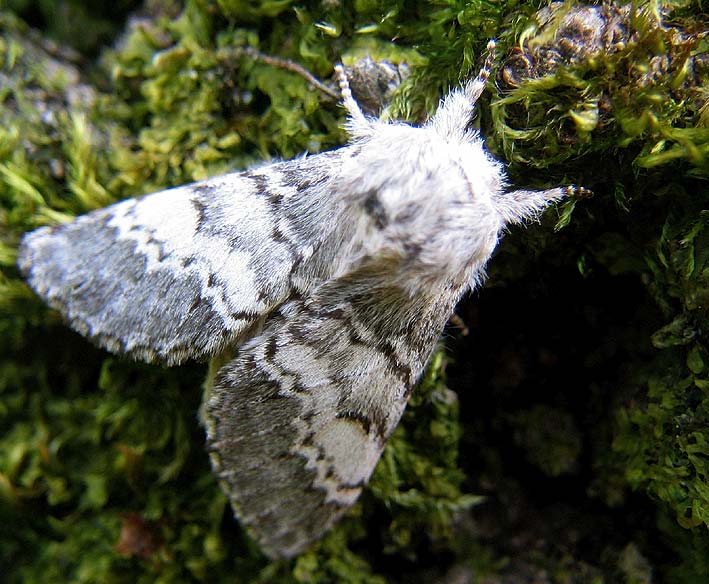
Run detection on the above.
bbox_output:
[430,39,496,138]
[463,39,497,106]
[334,63,371,136]
[497,185,593,225]
[448,312,469,336]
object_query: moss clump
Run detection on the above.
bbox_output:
[491,1,707,175]
[609,205,709,530]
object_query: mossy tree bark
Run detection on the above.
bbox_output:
[1,1,707,582]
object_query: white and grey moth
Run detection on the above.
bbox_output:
[18,41,589,559]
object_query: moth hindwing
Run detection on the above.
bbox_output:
[18,41,589,558]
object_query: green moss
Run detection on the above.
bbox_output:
[2,0,709,582]
[606,204,709,570]
[509,405,582,477]
[490,1,708,175]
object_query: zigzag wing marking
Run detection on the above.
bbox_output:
[17,149,358,365]
[204,260,458,558]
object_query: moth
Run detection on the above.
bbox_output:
[18,41,589,558]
